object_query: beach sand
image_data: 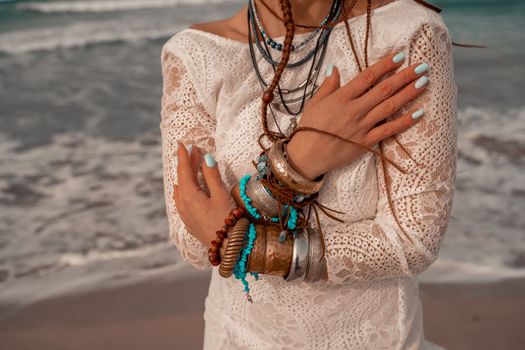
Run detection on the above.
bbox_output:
[1,266,524,350]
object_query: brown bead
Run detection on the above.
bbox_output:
[210,246,218,253]
[262,91,274,104]
[211,240,218,247]
[216,231,225,239]
[233,209,243,219]
[225,218,233,226]
[211,260,220,266]
[228,214,236,222]
[220,226,228,233]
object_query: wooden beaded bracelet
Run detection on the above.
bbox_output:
[208,206,247,266]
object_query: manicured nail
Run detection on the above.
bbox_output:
[204,152,216,167]
[325,63,334,78]
[187,144,192,155]
[414,63,429,74]
[415,76,429,89]
[392,52,406,63]
[412,109,425,120]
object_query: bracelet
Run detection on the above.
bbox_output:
[267,139,325,195]
[285,227,309,282]
[239,174,279,223]
[245,172,281,218]
[208,206,247,266]
[303,225,327,283]
[218,217,251,278]
[232,222,259,303]
[246,223,293,277]
[246,222,267,273]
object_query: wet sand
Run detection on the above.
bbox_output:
[1,267,524,350]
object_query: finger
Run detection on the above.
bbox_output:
[177,141,199,192]
[356,62,430,113]
[366,107,425,146]
[202,152,229,199]
[309,63,341,104]
[172,184,185,216]
[362,74,430,130]
[336,51,408,100]
[189,144,203,185]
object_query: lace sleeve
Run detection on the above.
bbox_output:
[320,20,458,284]
[159,39,217,270]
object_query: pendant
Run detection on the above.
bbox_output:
[278,230,288,243]
[286,117,297,137]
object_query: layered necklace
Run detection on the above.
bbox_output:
[247,0,343,137]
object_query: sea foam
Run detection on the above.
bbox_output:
[17,0,239,14]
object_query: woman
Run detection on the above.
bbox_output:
[160,0,456,348]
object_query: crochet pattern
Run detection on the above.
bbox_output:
[160,0,455,348]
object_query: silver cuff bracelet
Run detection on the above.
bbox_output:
[303,225,327,283]
[245,172,281,218]
[284,228,309,282]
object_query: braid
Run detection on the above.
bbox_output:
[259,0,295,146]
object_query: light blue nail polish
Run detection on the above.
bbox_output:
[187,144,192,155]
[415,76,429,89]
[412,109,425,120]
[415,63,429,74]
[325,63,334,78]
[204,152,216,167]
[392,52,406,63]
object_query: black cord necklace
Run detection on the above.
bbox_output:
[247,0,341,136]
[249,0,341,68]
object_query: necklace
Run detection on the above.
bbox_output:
[248,0,342,137]
[250,0,332,52]
[249,0,342,69]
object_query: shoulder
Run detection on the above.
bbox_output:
[161,11,244,56]
[160,20,240,118]
[393,0,450,35]
[369,0,451,54]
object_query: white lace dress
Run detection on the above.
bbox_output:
[159,0,457,348]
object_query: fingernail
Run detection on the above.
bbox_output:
[412,109,425,120]
[325,63,334,78]
[392,52,406,63]
[187,144,192,155]
[204,152,216,167]
[414,63,429,74]
[415,76,429,89]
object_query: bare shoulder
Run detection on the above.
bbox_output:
[188,7,248,42]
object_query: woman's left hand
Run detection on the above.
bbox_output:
[172,142,237,249]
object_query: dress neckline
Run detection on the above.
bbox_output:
[183,0,403,47]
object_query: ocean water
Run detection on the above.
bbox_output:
[0,0,524,295]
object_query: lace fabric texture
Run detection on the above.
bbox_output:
[160,0,456,348]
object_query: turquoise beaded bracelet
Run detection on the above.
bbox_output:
[240,173,298,230]
[232,222,259,303]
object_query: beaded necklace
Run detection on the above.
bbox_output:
[249,0,342,69]
[250,0,336,53]
[247,0,341,135]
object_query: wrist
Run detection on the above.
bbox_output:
[286,138,323,181]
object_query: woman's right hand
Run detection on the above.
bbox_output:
[286,51,430,180]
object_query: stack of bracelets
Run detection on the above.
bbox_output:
[208,138,328,303]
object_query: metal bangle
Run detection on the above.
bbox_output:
[284,228,309,282]
[219,217,250,278]
[304,225,327,283]
[245,173,281,218]
[268,139,324,195]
